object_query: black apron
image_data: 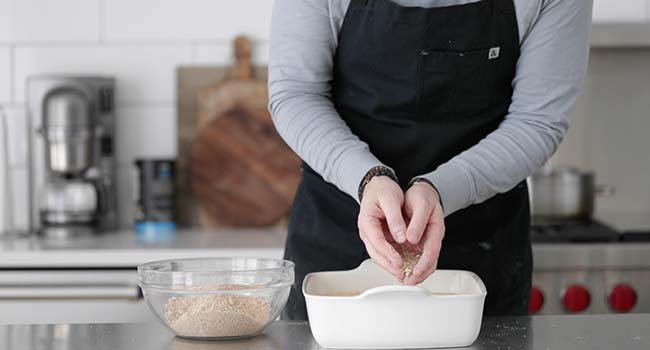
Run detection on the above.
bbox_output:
[283,0,532,320]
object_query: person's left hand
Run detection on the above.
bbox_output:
[401,181,446,285]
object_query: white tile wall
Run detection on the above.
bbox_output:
[14,45,192,104]
[0,47,10,103]
[0,163,30,232]
[0,0,100,42]
[193,43,269,65]
[9,166,29,231]
[593,0,648,23]
[115,105,178,165]
[104,0,273,41]
[0,105,29,232]
[0,47,11,104]
[1,106,31,232]
[1,105,28,166]
[1,0,275,227]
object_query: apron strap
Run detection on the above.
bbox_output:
[490,0,520,57]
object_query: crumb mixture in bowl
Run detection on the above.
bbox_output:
[163,284,271,339]
[138,257,294,340]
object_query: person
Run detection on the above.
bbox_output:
[268,0,592,320]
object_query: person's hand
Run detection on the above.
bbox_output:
[358,176,408,280]
[401,181,445,285]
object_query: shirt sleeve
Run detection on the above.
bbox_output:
[418,0,593,216]
[268,0,385,202]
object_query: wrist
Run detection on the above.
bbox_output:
[409,178,442,205]
[358,165,398,202]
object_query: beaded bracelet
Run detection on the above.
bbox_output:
[358,166,399,202]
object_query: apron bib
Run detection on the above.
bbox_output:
[283,0,532,320]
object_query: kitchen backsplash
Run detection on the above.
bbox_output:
[0,0,271,229]
[1,1,649,230]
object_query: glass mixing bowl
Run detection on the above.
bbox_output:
[138,257,294,340]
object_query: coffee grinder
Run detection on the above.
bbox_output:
[27,75,118,237]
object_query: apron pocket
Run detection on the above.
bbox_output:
[418,48,495,120]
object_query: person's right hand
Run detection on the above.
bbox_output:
[358,176,408,280]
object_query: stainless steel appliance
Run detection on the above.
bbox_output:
[27,75,117,236]
[528,167,597,220]
[530,220,650,315]
[528,167,614,221]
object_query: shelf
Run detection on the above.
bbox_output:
[591,23,650,48]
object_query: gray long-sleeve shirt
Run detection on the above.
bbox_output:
[268,0,592,216]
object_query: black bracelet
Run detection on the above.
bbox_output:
[408,177,436,190]
[408,177,444,210]
[358,166,399,202]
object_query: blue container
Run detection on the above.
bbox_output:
[134,159,176,241]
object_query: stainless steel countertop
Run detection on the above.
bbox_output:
[1,315,648,350]
[0,228,286,251]
[0,229,286,268]
[1,226,648,269]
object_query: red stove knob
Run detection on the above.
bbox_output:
[609,284,637,313]
[529,287,545,314]
[562,285,591,313]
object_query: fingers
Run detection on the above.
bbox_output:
[358,216,405,279]
[378,193,407,244]
[404,208,445,285]
[362,238,405,279]
[405,245,439,285]
[365,223,404,269]
[405,201,432,245]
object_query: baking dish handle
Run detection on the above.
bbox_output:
[363,285,431,298]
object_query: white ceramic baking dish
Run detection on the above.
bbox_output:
[303,259,487,349]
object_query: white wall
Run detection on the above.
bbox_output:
[593,0,648,22]
[0,0,273,229]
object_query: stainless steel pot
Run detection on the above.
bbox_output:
[528,167,612,220]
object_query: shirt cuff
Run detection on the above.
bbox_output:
[337,149,386,204]
[418,163,473,217]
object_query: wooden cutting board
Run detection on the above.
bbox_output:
[187,36,301,227]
